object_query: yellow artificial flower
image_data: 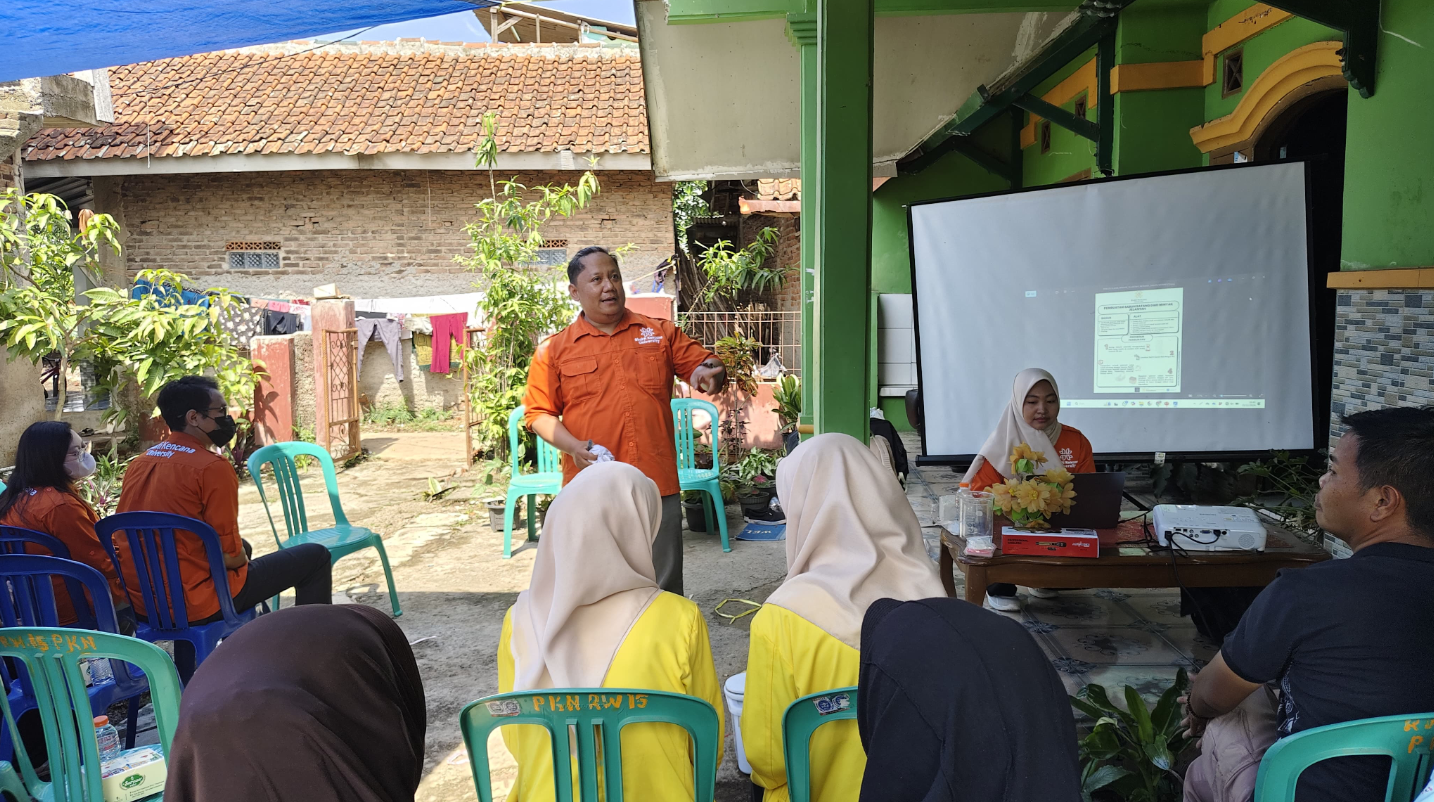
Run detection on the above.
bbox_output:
[1043,467,1073,486]
[1010,443,1049,475]
[989,481,1014,513]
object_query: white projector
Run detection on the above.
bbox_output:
[1152,505,1267,552]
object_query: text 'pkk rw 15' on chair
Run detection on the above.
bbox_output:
[1253,712,1434,802]
[460,688,721,802]
[0,627,183,802]
[783,687,858,802]
[96,511,258,683]
[247,441,401,616]
[501,406,564,560]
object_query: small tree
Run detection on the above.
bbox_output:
[0,189,258,428]
[458,114,597,458]
[695,226,785,305]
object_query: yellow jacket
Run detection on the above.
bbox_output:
[497,592,725,802]
[741,604,864,802]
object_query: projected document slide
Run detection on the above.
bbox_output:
[909,162,1315,457]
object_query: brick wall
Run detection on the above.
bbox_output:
[0,151,19,192]
[102,169,674,298]
[741,213,802,313]
[1329,289,1434,447]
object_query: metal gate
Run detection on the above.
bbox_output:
[320,327,361,462]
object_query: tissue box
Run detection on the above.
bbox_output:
[1001,527,1099,558]
[101,747,166,802]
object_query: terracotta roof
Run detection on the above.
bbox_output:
[755,178,801,201]
[25,40,648,162]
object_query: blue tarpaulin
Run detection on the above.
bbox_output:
[0,0,493,82]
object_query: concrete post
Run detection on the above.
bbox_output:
[251,335,297,446]
[786,13,819,431]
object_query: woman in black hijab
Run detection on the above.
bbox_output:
[166,605,426,802]
[857,598,1082,802]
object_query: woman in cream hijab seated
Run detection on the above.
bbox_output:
[964,368,1096,611]
[495,461,724,801]
[742,433,946,802]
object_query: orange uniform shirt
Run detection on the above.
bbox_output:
[969,425,1097,492]
[0,487,125,626]
[115,432,248,622]
[523,310,715,496]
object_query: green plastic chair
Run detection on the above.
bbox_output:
[502,406,564,560]
[671,398,729,553]
[0,627,184,802]
[246,442,401,617]
[782,687,858,802]
[460,688,720,802]
[1254,712,1434,802]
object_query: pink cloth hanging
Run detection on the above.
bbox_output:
[430,313,468,374]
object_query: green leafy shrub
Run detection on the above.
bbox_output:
[1071,669,1195,802]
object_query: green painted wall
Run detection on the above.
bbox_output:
[1112,4,1205,175]
[1021,47,1098,186]
[869,143,1008,429]
[1341,0,1434,269]
[1202,11,1338,121]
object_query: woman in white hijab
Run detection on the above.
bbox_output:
[964,368,1096,610]
[742,433,946,802]
[495,461,723,801]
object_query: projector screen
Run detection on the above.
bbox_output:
[910,162,1315,461]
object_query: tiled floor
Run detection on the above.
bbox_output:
[900,435,1211,704]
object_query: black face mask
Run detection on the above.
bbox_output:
[207,415,238,448]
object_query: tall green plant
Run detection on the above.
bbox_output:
[458,113,595,458]
[0,190,257,427]
[696,226,785,303]
[1071,669,1195,802]
[673,180,710,254]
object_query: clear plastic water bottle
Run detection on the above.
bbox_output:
[88,658,114,685]
[93,715,120,763]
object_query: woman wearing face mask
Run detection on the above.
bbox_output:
[0,421,129,626]
[964,369,1096,611]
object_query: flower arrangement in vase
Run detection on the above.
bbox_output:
[988,443,1077,529]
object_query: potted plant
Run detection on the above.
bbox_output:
[736,474,775,518]
[682,490,709,532]
[771,375,802,433]
[1070,669,1195,802]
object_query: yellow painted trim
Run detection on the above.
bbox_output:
[1109,61,1205,93]
[1327,269,1434,290]
[1201,4,1294,86]
[1189,41,1344,154]
[1019,58,1096,149]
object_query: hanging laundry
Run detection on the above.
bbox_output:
[262,310,299,335]
[429,313,468,374]
[216,300,265,346]
[413,332,433,367]
[356,318,405,382]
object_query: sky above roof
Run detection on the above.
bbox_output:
[324,1,637,43]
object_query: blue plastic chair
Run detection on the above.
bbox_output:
[1254,712,1434,802]
[246,442,401,616]
[0,555,149,752]
[502,406,564,559]
[0,527,71,559]
[672,398,729,552]
[95,511,257,684]
[782,687,858,802]
[0,627,184,802]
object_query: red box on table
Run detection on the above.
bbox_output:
[1000,527,1100,558]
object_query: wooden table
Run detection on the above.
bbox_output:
[938,522,1329,604]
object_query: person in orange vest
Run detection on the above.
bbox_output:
[115,375,333,623]
[523,246,727,595]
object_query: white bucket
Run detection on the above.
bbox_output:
[724,672,752,774]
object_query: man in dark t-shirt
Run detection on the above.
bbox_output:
[1183,406,1434,802]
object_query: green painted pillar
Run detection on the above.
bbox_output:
[786,12,819,431]
[813,0,874,439]
[1341,0,1434,269]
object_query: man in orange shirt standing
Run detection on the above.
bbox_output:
[116,375,332,624]
[523,246,727,594]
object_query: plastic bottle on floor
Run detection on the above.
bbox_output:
[94,715,121,763]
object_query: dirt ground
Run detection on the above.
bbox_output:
[239,431,790,802]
